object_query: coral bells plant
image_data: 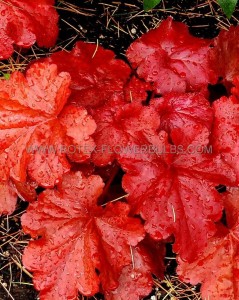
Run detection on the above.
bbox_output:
[1,3,239,299]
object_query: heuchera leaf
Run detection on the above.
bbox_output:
[178,224,239,299]
[105,237,165,300]
[42,43,152,167]
[120,150,235,261]
[211,78,239,181]
[177,188,239,300]
[105,246,154,300]
[91,102,161,166]
[44,41,131,108]
[124,76,152,104]
[44,42,151,108]
[114,103,237,261]
[90,77,151,166]
[126,17,216,95]
[210,25,239,90]
[90,94,127,166]
[21,172,145,299]
[0,0,59,60]
[223,187,239,228]
[0,180,18,215]
[152,92,213,147]
[13,180,38,203]
[0,62,96,214]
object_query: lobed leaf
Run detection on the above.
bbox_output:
[0,0,59,59]
[91,102,161,166]
[22,172,145,299]
[105,238,165,300]
[127,17,216,95]
[211,83,239,182]
[114,102,237,260]
[44,41,131,108]
[0,62,96,214]
[178,188,239,299]
[152,92,213,147]
[210,25,239,90]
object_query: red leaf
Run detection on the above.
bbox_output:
[211,91,239,181]
[44,41,131,108]
[0,62,96,214]
[0,181,17,215]
[106,243,165,300]
[42,43,152,167]
[0,0,59,59]
[114,104,236,260]
[105,238,165,300]
[13,179,37,202]
[59,105,96,163]
[152,92,213,146]
[178,224,239,300]
[178,190,239,300]
[127,17,215,95]
[121,152,235,261]
[210,25,239,89]
[140,236,165,279]
[91,102,161,166]
[223,188,239,229]
[90,94,126,166]
[21,172,145,299]
[124,76,152,103]
[232,75,239,97]
[105,249,153,300]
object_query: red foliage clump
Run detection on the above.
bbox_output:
[1,16,239,300]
